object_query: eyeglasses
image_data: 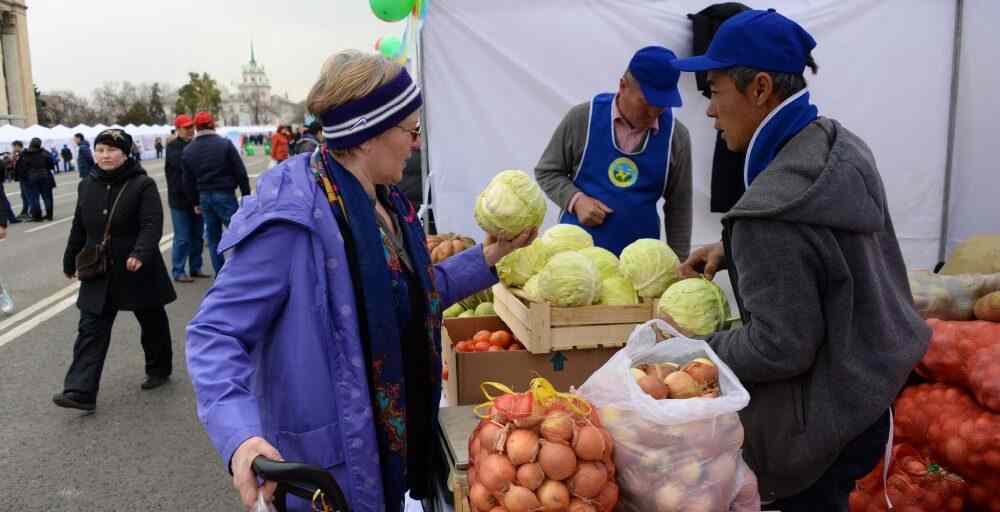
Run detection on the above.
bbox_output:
[395,125,421,142]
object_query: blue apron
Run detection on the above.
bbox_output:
[559,93,673,255]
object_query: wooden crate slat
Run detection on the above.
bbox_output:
[549,323,634,351]
[549,302,651,325]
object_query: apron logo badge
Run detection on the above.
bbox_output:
[607,157,639,188]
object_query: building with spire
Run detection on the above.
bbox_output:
[221,42,303,127]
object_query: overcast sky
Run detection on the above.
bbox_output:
[27,0,405,101]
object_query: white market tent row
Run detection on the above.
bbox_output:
[416,0,1000,268]
[0,123,277,158]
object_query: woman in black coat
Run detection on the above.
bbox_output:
[54,129,177,411]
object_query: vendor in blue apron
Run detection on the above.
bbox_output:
[534,46,693,258]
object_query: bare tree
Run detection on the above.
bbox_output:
[38,90,101,126]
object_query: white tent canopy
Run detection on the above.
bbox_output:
[0,123,278,156]
[419,0,999,268]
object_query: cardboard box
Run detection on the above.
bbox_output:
[492,282,652,354]
[442,315,619,406]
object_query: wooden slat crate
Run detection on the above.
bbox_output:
[492,282,654,354]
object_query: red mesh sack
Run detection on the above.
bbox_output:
[849,443,967,512]
[917,319,1000,412]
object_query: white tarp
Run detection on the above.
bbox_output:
[422,0,965,267]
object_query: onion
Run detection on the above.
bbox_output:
[470,482,497,511]
[569,462,607,498]
[700,387,721,398]
[629,367,647,383]
[598,428,614,459]
[469,466,478,487]
[541,411,575,444]
[677,460,703,485]
[513,398,546,429]
[654,482,685,512]
[638,374,670,399]
[503,485,541,512]
[538,440,578,481]
[480,453,516,493]
[479,422,504,453]
[470,436,483,462]
[705,454,737,484]
[573,425,606,461]
[683,358,719,387]
[516,463,545,491]
[651,362,680,380]
[568,499,597,512]
[595,482,619,512]
[537,480,570,511]
[664,371,701,399]
[506,429,541,466]
[488,508,509,512]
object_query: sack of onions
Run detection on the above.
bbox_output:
[577,320,760,511]
[466,378,621,512]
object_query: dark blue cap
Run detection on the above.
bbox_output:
[627,46,682,108]
[673,9,816,74]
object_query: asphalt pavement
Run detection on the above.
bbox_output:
[0,153,271,510]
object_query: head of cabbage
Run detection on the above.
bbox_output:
[538,251,602,307]
[541,224,593,255]
[657,277,730,336]
[598,275,638,305]
[619,238,679,298]
[578,246,621,281]
[521,274,543,303]
[474,170,547,239]
[496,238,552,287]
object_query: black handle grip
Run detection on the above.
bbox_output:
[251,457,350,512]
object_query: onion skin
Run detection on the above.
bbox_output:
[503,485,542,512]
[480,453,516,493]
[573,425,606,461]
[516,463,545,491]
[537,480,571,511]
[506,429,541,466]
[638,374,670,399]
[664,371,701,399]
[568,499,598,512]
[538,440,578,481]
[569,462,608,499]
[541,412,575,444]
[629,367,647,383]
[479,422,504,453]
[470,482,498,511]
[682,358,719,387]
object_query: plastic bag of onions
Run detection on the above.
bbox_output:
[576,320,760,512]
[466,378,620,512]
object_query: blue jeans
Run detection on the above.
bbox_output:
[169,207,205,279]
[199,191,239,274]
[18,180,36,217]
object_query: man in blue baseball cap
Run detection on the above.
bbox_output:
[535,46,692,258]
[670,9,928,510]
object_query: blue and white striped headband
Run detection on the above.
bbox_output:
[320,68,422,150]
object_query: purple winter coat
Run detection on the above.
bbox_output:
[186,154,497,511]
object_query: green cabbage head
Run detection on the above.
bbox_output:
[619,238,680,298]
[521,274,542,303]
[538,251,602,307]
[657,277,730,336]
[578,246,621,281]
[496,238,552,287]
[598,275,638,305]
[541,224,593,255]
[474,170,547,239]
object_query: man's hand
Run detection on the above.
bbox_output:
[193,206,202,216]
[482,227,539,267]
[231,437,283,510]
[0,225,6,241]
[572,194,613,227]
[678,241,727,280]
[126,257,143,272]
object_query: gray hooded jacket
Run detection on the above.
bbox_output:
[708,117,930,500]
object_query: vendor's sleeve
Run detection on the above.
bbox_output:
[433,244,498,307]
[706,219,825,384]
[662,121,692,260]
[186,223,301,469]
[534,103,590,210]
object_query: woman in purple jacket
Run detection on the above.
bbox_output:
[186,51,535,512]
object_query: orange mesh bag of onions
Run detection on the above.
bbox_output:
[466,377,620,512]
[848,443,968,512]
[916,319,1000,413]
[576,320,760,512]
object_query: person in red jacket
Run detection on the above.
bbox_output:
[270,125,290,164]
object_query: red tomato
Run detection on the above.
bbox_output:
[487,345,503,352]
[473,330,492,344]
[474,341,491,352]
[455,341,472,352]
[508,343,525,351]
[489,331,512,349]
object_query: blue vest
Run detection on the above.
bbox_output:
[559,93,673,255]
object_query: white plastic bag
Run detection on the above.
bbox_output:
[253,489,277,512]
[577,320,760,512]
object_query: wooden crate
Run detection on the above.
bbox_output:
[492,282,654,354]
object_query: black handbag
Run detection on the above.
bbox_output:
[75,181,130,281]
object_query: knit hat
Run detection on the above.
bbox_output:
[94,129,134,155]
[319,67,422,150]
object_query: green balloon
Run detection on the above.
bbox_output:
[379,35,403,59]
[370,0,414,22]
